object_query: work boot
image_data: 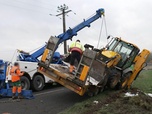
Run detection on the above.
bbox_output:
[12,93,16,100]
[18,93,24,99]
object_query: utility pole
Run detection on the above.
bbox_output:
[56,4,71,54]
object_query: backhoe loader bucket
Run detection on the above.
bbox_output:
[75,48,108,86]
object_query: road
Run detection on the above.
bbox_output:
[0,86,88,114]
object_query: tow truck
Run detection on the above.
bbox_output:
[12,46,55,91]
[10,45,64,91]
[37,8,150,96]
[9,8,105,91]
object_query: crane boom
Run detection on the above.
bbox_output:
[57,8,104,43]
[30,46,46,61]
[18,8,105,62]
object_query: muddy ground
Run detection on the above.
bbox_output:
[60,88,152,114]
[83,89,152,114]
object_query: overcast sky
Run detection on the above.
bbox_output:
[0,0,152,61]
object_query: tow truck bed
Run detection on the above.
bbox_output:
[38,64,87,96]
[49,64,74,78]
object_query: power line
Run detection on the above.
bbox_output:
[0,0,55,15]
[33,0,58,7]
[12,0,57,11]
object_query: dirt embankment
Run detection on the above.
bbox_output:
[83,89,152,114]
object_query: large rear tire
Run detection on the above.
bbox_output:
[106,68,121,89]
[32,75,45,91]
[20,76,30,90]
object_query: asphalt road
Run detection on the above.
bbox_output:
[0,86,88,114]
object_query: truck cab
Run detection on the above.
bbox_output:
[106,37,140,69]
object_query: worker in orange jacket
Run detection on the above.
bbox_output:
[69,40,84,73]
[10,62,24,99]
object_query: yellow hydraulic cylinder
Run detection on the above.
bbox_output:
[79,65,89,81]
[41,49,49,62]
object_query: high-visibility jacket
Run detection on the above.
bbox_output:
[69,42,84,54]
[10,66,22,82]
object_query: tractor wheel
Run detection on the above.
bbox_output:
[121,72,132,89]
[108,73,121,89]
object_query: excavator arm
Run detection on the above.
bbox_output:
[126,49,150,88]
[121,49,150,89]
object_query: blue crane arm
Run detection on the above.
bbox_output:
[57,8,105,44]
[18,45,46,62]
[18,8,104,62]
[30,45,46,60]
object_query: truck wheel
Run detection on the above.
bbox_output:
[32,75,45,91]
[20,76,30,90]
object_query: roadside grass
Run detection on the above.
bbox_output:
[59,90,117,114]
[59,70,152,114]
[132,70,152,93]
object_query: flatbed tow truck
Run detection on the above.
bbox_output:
[37,8,150,96]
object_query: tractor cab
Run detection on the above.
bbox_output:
[106,37,140,69]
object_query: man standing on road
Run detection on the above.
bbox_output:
[10,62,24,99]
[69,40,84,73]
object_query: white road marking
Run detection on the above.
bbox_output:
[34,88,65,96]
